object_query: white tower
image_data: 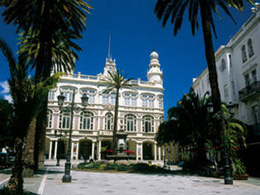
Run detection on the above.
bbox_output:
[103,34,117,76]
[147,50,163,84]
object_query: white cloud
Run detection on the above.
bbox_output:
[0,81,9,94]
[4,94,13,103]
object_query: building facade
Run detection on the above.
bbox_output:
[193,10,260,135]
[45,50,164,161]
[192,10,260,174]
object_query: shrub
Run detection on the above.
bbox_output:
[232,158,247,175]
[105,163,118,170]
[117,164,129,171]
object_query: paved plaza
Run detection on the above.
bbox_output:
[1,161,260,195]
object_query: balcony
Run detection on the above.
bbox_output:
[239,81,260,102]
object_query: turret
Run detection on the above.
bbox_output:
[147,50,163,84]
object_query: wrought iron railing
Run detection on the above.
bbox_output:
[239,81,260,100]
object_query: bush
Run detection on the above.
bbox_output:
[105,163,118,170]
[117,164,128,171]
[232,159,247,175]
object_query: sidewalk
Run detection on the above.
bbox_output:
[1,161,260,195]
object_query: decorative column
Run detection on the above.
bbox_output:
[91,141,95,159]
[48,140,53,159]
[154,143,157,161]
[54,140,58,159]
[97,139,102,160]
[136,143,139,161]
[75,141,79,160]
[140,142,143,161]
[158,146,161,161]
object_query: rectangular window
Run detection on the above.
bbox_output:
[142,99,147,107]
[245,74,250,86]
[132,98,137,106]
[251,70,257,83]
[48,91,55,101]
[125,96,130,106]
[102,94,109,105]
[64,92,72,102]
[62,116,70,129]
[110,95,116,105]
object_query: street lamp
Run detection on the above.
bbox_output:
[207,102,233,185]
[251,2,259,12]
[57,89,88,183]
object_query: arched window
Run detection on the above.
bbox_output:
[124,114,136,132]
[142,115,154,133]
[59,111,71,129]
[105,113,113,130]
[248,38,254,58]
[46,109,53,128]
[241,45,247,63]
[80,111,94,130]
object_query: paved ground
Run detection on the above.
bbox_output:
[1,161,260,195]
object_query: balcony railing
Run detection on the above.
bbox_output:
[239,81,260,101]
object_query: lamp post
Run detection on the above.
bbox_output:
[207,103,233,185]
[57,89,88,183]
[251,2,259,13]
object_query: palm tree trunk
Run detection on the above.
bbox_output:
[7,137,24,194]
[34,97,48,170]
[112,88,120,154]
[199,2,221,113]
[22,117,36,177]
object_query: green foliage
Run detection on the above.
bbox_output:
[116,164,128,171]
[157,88,213,146]
[232,158,247,175]
[154,0,253,37]
[76,162,167,173]
[105,163,118,170]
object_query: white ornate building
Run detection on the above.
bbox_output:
[45,50,164,161]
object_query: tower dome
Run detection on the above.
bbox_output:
[150,50,159,59]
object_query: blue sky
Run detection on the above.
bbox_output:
[0,0,255,116]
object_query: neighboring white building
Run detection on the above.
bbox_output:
[193,10,260,137]
[45,50,164,161]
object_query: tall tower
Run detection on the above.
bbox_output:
[103,33,117,76]
[147,50,163,84]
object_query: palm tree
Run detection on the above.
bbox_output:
[154,0,253,113]
[103,70,134,154]
[1,0,92,169]
[221,104,247,164]
[0,38,61,194]
[157,88,213,167]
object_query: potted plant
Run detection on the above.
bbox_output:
[232,158,249,180]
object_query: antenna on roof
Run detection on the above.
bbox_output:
[108,30,112,59]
